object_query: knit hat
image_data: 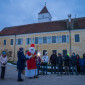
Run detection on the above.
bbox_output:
[67,53,69,56]
[58,53,61,55]
[2,52,6,55]
[19,47,23,51]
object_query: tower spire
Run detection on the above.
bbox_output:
[45,2,46,6]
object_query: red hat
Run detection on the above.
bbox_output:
[30,44,35,47]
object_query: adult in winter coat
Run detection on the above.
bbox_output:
[76,54,80,74]
[79,55,85,75]
[0,51,8,79]
[57,53,63,75]
[17,47,28,81]
[41,52,49,75]
[64,54,70,75]
[83,53,85,74]
[71,53,77,75]
[50,52,57,74]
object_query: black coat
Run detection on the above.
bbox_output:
[71,55,77,66]
[57,56,63,65]
[50,54,57,65]
[17,51,26,70]
[64,55,70,66]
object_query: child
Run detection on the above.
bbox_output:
[0,51,8,79]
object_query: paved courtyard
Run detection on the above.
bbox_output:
[0,64,85,85]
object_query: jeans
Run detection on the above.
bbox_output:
[51,64,56,74]
[80,66,84,75]
[58,65,62,74]
[69,66,72,74]
[1,66,6,79]
[18,69,22,79]
[72,66,77,75]
[37,63,40,75]
[41,62,48,74]
[65,66,69,75]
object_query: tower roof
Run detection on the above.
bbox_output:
[39,6,49,14]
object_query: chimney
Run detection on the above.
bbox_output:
[68,14,71,23]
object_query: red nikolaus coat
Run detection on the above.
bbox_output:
[27,51,37,70]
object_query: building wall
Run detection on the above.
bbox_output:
[0,29,85,61]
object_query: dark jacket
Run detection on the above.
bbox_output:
[79,58,85,66]
[77,56,80,66]
[17,51,27,70]
[71,55,77,66]
[57,56,63,65]
[50,54,57,65]
[64,55,70,66]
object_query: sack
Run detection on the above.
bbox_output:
[22,69,25,75]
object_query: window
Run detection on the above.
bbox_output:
[67,35,69,43]
[43,50,47,55]
[35,37,38,44]
[59,35,62,43]
[38,37,43,44]
[4,40,6,45]
[75,34,80,42]
[47,36,51,44]
[52,36,56,43]
[10,39,14,45]
[52,50,57,54]
[43,37,47,44]
[62,35,66,43]
[16,38,23,45]
[56,36,59,43]
[32,38,35,44]
[26,38,31,44]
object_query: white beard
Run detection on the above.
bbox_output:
[29,47,35,54]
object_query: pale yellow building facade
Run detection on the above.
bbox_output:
[0,29,85,61]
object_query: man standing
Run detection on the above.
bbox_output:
[17,47,27,81]
[25,44,38,78]
[42,52,49,75]
[50,52,57,74]
[57,53,63,75]
[64,54,70,75]
[71,53,77,75]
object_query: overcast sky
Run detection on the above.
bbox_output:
[0,0,85,31]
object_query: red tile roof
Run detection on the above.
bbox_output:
[39,6,49,14]
[0,17,85,36]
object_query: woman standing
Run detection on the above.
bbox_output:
[0,51,8,79]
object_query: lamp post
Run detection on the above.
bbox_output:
[68,14,72,57]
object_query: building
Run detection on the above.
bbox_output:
[0,5,85,61]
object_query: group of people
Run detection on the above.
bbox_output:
[0,44,85,82]
[49,52,85,75]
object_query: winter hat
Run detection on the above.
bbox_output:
[2,51,6,55]
[30,44,35,47]
[67,53,69,56]
[58,53,61,55]
[19,47,23,51]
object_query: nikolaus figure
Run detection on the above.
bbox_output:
[25,44,38,78]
